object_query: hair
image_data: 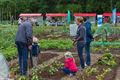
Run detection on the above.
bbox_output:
[64,52,75,62]
[64,52,73,58]
[76,17,84,23]
[83,16,89,22]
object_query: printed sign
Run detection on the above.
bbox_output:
[112,8,116,24]
[97,15,103,27]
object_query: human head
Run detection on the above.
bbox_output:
[20,17,23,21]
[76,17,84,25]
[64,52,73,58]
[22,17,27,21]
[33,36,38,43]
[83,16,89,22]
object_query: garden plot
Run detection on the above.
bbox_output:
[28,53,100,80]
[9,52,58,78]
[27,51,120,80]
[1,25,120,80]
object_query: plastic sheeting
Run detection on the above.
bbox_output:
[0,53,9,79]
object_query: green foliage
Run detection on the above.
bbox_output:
[31,73,39,80]
[91,41,120,48]
[44,60,64,75]
[98,52,117,67]
[0,26,16,49]
[33,26,69,36]
[39,39,73,50]
[10,64,19,74]
[1,47,17,60]
[31,60,64,79]
[94,24,120,42]
[0,25,17,59]
[84,67,98,77]
[94,23,113,39]
[18,76,27,80]
[1,0,120,20]
[96,68,111,80]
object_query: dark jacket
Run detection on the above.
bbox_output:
[15,20,33,46]
[75,24,86,43]
[84,20,93,42]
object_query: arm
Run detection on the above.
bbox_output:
[75,27,85,41]
[64,60,69,68]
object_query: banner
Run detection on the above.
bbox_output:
[112,7,116,24]
[97,15,103,27]
[67,10,71,24]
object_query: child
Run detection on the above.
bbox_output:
[30,36,41,67]
[63,52,78,76]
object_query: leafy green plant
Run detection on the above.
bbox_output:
[1,47,17,60]
[84,67,98,77]
[93,23,113,41]
[18,76,27,80]
[31,73,39,80]
[0,25,17,60]
[10,64,20,74]
[44,60,64,75]
[98,52,117,67]
[39,39,73,51]
[96,68,111,80]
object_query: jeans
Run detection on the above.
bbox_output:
[85,42,91,66]
[77,42,85,69]
[16,42,28,76]
[62,68,75,75]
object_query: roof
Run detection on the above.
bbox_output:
[103,12,120,16]
[117,13,120,16]
[19,13,42,17]
[103,13,112,17]
[74,13,96,17]
[19,12,120,17]
[46,13,67,17]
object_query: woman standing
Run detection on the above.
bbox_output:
[74,17,86,69]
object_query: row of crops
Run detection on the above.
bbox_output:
[0,24,120,60]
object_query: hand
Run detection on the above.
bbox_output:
[28,45,32,50]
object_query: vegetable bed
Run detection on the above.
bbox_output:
[10,53,58,78]
[33,53,120,80]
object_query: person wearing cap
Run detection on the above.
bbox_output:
[62,52,78,76]
[74,17,86,69]
[83,17,93,67]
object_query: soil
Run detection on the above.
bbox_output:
[110,48,120,55]
[38,53,58,64]
[35,31,70,40]
[10,53,58,70]
[79,57,120,80]
[29,53,58,68]
[38,54,120,80]
[92,48,120,55]
[37,54,83,79]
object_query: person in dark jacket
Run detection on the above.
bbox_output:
[15,17,33,76]
[74,17,86,69]
[84,17,93,66]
